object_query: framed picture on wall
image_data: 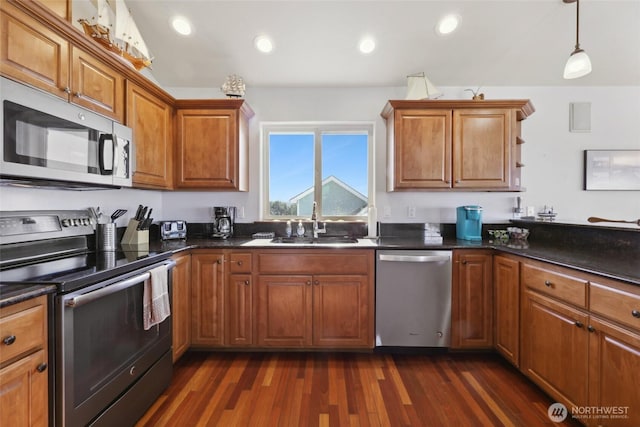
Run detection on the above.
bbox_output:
[584,150,640,190]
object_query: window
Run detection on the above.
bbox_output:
[261,122,374,220]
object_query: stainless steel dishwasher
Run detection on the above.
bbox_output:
[375,250,452,347]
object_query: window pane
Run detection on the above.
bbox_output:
[321,133,368,216]
[269,133,314,217]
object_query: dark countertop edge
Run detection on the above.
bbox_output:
[0,284,56,308]
[3,236,637,307]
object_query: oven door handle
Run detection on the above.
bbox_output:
[65,271,150,308]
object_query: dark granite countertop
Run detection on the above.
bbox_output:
[3,229,638,307]
[150,235,639,286]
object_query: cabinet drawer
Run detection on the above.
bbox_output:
[590,281,640,331]
[521,263,587,308]
[0,298,46,365]
[229,252,252,273]
[257,250,372,274]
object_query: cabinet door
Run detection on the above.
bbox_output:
[227,274,253,346]
[393,109,452,189]
[171,254,191,362]
[175,108,239,189]
[191,252,225,347]
[588,316,640,427]
[493,255,520,366]
[521,290,589,409]
[0,349,48,427]
[257,275,312,347]
[127,81,174,189]
[0,3,69,98]
[451,250,493,348]
[312,274,371,347]
[71,46,124,122]
[453,109,511,188]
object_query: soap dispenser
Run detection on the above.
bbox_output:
[285,220,292,238]
[296,221,305,237]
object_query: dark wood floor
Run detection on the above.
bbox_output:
[136,351,581,427]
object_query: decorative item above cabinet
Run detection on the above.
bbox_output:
[381,100,535,191]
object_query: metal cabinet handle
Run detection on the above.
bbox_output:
[632,310,640,318]
[74,92,82,98]
[544,280,552,287]
[588,325,596,333]
[575,321,584,328]
[461,260,467,265]
[237,260,243,266]
[313,280,320,285]
[2,335,16,345]
[36,363,47,373]
[306,280,312,285]
[62,87,71,94]
[217,259,222,264]
[244,280,250,286]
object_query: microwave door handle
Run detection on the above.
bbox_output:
[98,133,114,175]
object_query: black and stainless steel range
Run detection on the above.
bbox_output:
[0,209,175,427]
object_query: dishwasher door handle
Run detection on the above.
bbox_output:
[378,254,451,263]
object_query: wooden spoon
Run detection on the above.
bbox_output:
[587,217,640,226]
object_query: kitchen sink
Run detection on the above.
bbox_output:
[241,236,376,247]
[271,236,359,244]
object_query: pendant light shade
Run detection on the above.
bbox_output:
[564,48,592,79]
[563,0,592,79]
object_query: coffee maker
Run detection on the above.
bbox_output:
[456,205,483,241]
[213,206,236,238]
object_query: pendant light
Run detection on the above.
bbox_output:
[563,0,592,79]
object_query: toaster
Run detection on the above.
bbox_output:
[159,220,187,240]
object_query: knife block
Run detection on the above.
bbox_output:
[121,219,149,247]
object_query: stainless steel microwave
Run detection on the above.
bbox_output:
[1,77,133,188]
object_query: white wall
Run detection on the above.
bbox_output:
[2,85,639,226]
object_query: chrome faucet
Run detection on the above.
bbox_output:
[311,201,326,238]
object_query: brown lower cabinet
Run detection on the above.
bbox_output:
[256,250,374,348]
[171,253,191,362]
[519,258,640,427]
[191,251,225,347]
[493,254,520,366]
[521,290,590,409]
[188,249,374,349]
[451,249,493,349]
[0,296,48,427]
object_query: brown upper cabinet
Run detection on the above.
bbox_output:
[175,99,254,190]
[381,100,534,191]
[1,2,124,122]
[127,81,174,189]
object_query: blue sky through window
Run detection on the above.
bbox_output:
[269,133,368,203]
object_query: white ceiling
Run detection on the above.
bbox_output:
[108,0,640,88]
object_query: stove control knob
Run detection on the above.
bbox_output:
[61,219,72,227]
[81,218,90,226]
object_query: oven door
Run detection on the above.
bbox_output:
[56,261,173,427]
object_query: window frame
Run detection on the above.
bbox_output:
[260,121,375,221]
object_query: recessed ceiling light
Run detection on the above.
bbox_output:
[436,14,461,36]
[359,37,376,54]
[171,16,192,36]
[254,35,274,53]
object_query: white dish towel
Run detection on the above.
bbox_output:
[143,264,171,330]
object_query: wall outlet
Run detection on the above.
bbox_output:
[238,206,245,219]
[407,206,416,218]
[383,206,391,218]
